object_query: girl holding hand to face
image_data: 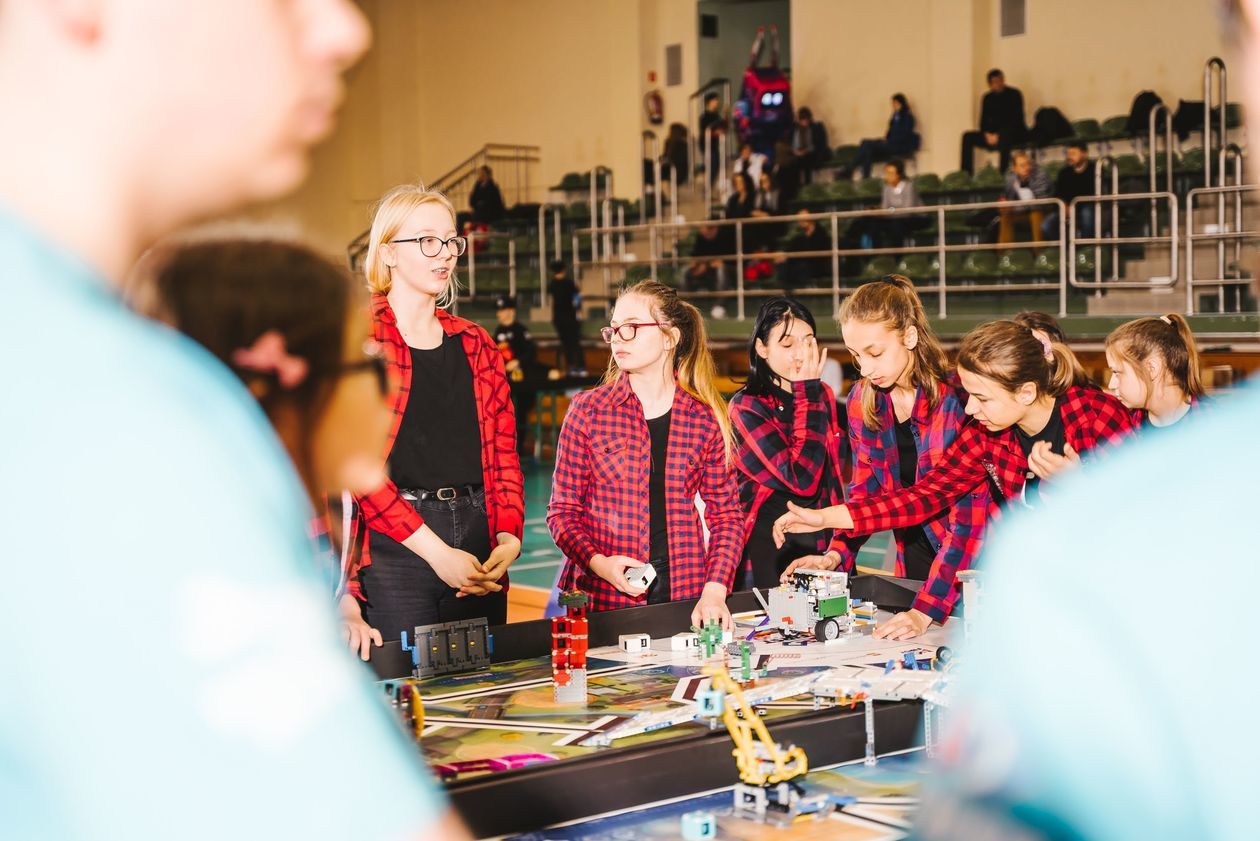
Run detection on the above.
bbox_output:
[775,319,1135,633]
[781,276,982,640]
[1105,314,1206,430]
[547,281,744,630]
[351,184,524,642]
[729,298,845,589]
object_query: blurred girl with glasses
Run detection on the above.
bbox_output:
[547,280,743,630]
[353,183,524,642]
[134,237,393,659]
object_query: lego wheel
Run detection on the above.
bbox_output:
[814,618,840,641]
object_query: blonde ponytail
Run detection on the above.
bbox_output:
[1105,313,1205,399]
[959,320,1088,398]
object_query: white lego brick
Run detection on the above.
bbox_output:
[619,633,651,652]
[671,632,699,651]
[624,564,657,590]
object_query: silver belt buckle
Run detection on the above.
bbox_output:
[436,486,458,501]
[400,490,418,501]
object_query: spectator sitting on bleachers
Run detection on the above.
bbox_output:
[732,143,768,185]
[684,222,727,292]
[749,171,784,252]
[999,151,1052,243]
[852,93,920,178]
[660,122,690,187]
[791,107,830,181]
[960,69,1028,175]
[771,140,802,205]
[776,210,832,291]
[842,160,923,259]
[470,165,506,225]
[1041,141,1096,239]
[724,172,757,255]
[699,92,725,183]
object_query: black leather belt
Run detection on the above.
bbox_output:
[399,484,482,502]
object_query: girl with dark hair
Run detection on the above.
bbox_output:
[853,94,920,179]
[547,281,743,630]
[777,315,1135,637]
[729,298,844,588]
[782,276,978,639]
[141,237,393,659]
[1106,314,1207,429]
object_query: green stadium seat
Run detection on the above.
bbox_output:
[1146,151,1180,174]
[826,180,857,200]
[1227,102,1245,129]
[972,166,1004,189]
[1075,247,1096,273]
[928,252,967,277]
[1178,147,1205,172]
[997,248,1035,276]
[559,171,584,190]
[1071,119,1102,141]
[1033,250,1061,275]
[799,182,828,201]
[856,178,883,198]
[1099,115,1130,140]
[961,251,998,276]
[1113,154,1144,177]
[858,255,898,279]
[941,170,973,192]
[1042,160,1065,181]
[832,145,860,167]
[895,254,932,281]
[913,173,942,193]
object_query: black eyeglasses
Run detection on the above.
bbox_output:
[600,321,670,343]
[388,235,468,258]
[339,342,391,396]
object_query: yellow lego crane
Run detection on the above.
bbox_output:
[701,665,808,787]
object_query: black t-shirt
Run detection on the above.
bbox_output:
[1054,161,1096,205]
[549,276,579,323]
[893,416,937,581]
[389,334,483,490]
[647,411,671,564]
[1013,396,1067,508]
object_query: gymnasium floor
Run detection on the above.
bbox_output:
[507,459,896,620]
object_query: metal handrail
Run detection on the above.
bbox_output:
[537,203,563,308]
[687,78,732,199]
[1093,156,1122,286]
[463,230,517,302]
[641,132,661,225]
[1204,57,1228,188]
[1068,191,1179,290]
[1148,104,1174,239]
[574,196,1070,319]
[1185,183,1256,314]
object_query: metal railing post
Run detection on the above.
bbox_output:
[937,207,947,318]
[735,221,745,321]
[1186,190,1196,314]
[508,238,517,299]
[1148,104,1173,237]
[1057,198,1067,317]
[467,230,477,299]
[831,214,841,316]
[703,130,712,215]
[538,204,550,309]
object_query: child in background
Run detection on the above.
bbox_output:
[1105,313,1206,429]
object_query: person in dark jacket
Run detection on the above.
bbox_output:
[493,295,543,456]
[1041,142,1097,239]
[960,69,1028,174]
[853,94,921,178]
[470,165,506,225]
[548,260,585,375]
[791,107,830,180]
[776,210,832,291]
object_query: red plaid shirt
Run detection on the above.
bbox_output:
[729,379,845,555]
[844,386,1135,585]
[547,375,744,611]
[347,295,524,598]
[829,379,986,622]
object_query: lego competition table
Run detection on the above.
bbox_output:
[367,575,952,839]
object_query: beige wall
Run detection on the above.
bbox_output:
[247,0,1239,254]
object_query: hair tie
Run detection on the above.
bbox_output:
[232,330,309,389]
[1159,315,1173,326]
[1029,327,1053,360]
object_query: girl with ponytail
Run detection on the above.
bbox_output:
[547,281,743,630]
[782,275,984,640]
[774,317,1135,623]
[1105,314,1206,429]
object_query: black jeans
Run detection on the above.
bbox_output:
[744,529,822,590]
[555,319,583,370]
[361,488,506,642]
[960,130,1014,174]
